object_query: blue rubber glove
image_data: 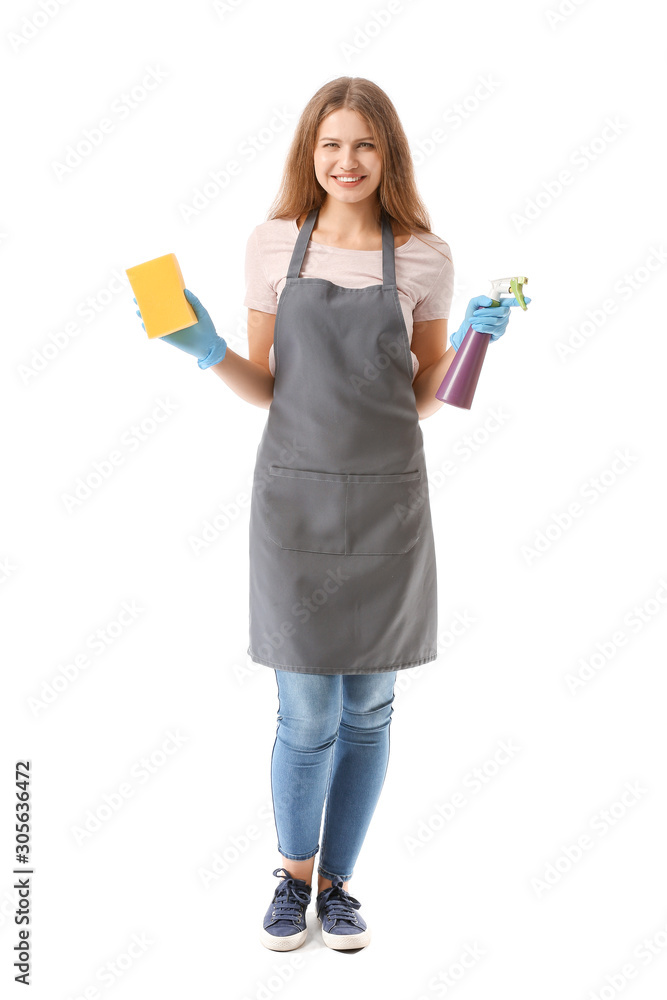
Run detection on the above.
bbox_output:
[450,294,532,351]
[134,288,227,369]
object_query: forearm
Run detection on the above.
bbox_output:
[208,346,274,409]
[412,344,457,419]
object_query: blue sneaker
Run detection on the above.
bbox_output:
[260,868,312,951]
[316,877,371,950]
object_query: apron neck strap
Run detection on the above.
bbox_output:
[287,205,397,287]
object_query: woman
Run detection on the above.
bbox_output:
[135,76,524,952]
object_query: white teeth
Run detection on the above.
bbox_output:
[335,176,363,182]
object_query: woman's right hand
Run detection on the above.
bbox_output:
[134,288,228,369]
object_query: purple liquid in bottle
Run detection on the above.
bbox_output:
[435,323,491,410]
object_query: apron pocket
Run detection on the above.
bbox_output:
[263,466,426,555]
[264,466,348,553]
[345,470,425,555]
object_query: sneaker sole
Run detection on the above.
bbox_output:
[320,924,371,950]
[259,926,308,951]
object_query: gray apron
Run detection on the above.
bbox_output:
[247,205,438,674]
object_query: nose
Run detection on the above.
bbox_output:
[337,146,359,169]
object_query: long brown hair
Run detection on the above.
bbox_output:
[265,77,451,263]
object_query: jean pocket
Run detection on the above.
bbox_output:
[263,465,425,556]
[345,470,425,554]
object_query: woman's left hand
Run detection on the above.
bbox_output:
[450,294,532,351]
[134,288,228,368]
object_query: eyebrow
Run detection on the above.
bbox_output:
[319,136,375,142]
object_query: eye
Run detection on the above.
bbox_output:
[323,142,375,148]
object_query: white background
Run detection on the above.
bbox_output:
[2,0,666,996]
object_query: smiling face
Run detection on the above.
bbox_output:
[313,107,382,204]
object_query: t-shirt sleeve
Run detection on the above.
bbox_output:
[413,251,455,322]
[243,226,278,314]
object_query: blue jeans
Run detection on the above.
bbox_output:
[271,668,397,882]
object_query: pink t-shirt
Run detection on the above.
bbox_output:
[243,217,455,381]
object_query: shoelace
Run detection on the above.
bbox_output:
[318,884,362,925]
[271,872,311,922]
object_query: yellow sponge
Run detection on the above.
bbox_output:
[126,253,198,339]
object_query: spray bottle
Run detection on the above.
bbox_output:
[435,275,529,409]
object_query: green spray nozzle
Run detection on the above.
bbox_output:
[488,275,529,310]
